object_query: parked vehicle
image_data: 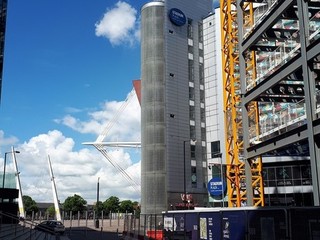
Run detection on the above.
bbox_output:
[35,220,65,235]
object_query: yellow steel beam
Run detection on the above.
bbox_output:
[221,0,243,207]
[241,2,265,207]
[221,0,264,207]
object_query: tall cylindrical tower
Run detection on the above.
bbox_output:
[141,1,166,214]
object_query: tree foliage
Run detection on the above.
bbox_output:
[63,194,87,213]
[103,196,120,213]
[22,195,38,215]
[133,201,141,217]
[22,193,139,215]
[94,201,103,216]
[119,200,134,213]
[46,205,55,217]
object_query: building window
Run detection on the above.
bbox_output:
[199,48,203,58]
[189,87,195,100]
[201,127,206,142]
[263,164,312,189]
[202,146,206,161]
[198,22,203,43]
[200,89,205,103]
[199,63,204,84]
[191,166,197,186]
[187,18,193,39]
[211,141,221,157]
[188,60,194,82]
[191,145,196,159]
[190,125,196,139]
[190,106,195,120]
[200,108,205,122]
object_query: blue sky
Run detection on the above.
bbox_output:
[0,0,146,204]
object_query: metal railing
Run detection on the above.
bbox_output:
[123,213,163,240]
[245,11,320,91]
[249,91,320,144]
[0,211,59,240]
[122,207,320,240]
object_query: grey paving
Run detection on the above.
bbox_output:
[66,227,121,240]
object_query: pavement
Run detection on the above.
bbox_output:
[67,227,121,240]
[63,219,124,240]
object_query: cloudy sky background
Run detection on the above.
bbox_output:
[0,0,220,205]
[0,1,144,204]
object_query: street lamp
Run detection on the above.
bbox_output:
[3,150,20,188]
[97,177,100,204]
[95,177,100,228]
[183,139,196,209]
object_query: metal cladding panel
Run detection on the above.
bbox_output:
[141,1,166,215]
[165,0,213,207]
[141,0,213,214]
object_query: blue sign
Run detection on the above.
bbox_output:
[207,177,226,196]
[168,8,186,26]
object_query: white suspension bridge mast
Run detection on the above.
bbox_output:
[11,146,25,219]
[48,155,62,221]
[83,88,141,192]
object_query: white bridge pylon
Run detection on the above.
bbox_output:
[83,88,141,192]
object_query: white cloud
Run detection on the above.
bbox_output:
[1,130,141,204]
[0,130,19,147]
[64,107,83,114]
[55,91,141,143]
[1,90,141,204]
[95,1,140,46]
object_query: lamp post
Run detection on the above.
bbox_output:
[3,150,20,188]
[218,153,225,207]
[183,139,196,209]
[95,177,100,228]
[97,177,100,204]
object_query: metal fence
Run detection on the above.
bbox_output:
[123,213,163,240]
[122,207,320,240]
[23,210,127,234]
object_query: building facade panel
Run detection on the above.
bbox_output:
[141,1,166,214]
[203,9,225,206]
[141,0,212,214]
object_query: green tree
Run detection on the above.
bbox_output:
[63,194,87,213]
[133,201,141,217]
[22,195,38,215]
[119,200,134,213]
[94,201,103,216]
[103,196,120,213]
[46,205,55,218]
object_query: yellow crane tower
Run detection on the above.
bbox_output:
[220,0,264,207]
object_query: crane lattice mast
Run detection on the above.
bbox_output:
[220,0,264,207]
